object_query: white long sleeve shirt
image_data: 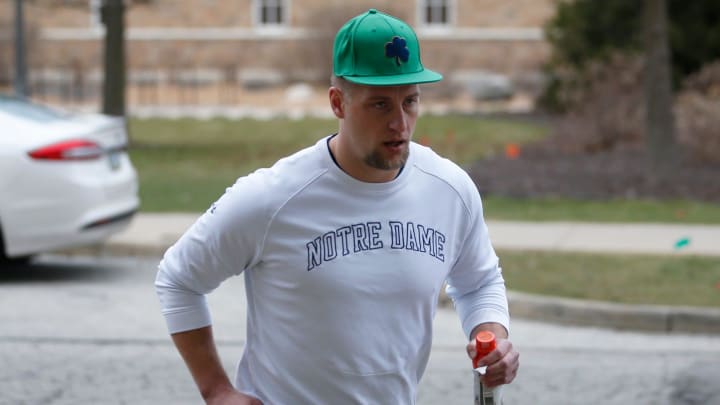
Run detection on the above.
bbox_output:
[155,136,509,404]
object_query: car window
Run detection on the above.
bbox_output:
[0,95,71,123]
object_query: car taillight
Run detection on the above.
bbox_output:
[28,139,104,161]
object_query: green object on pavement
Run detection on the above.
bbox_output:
[674,237,691,249]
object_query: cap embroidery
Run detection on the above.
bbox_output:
[385,36,409,66]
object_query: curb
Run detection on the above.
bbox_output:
[63,240,720,335]
[507,291,720,335]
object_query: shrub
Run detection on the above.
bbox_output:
[676,61,720,162]
[549,53,645,154]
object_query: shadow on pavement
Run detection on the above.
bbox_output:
[0,255,127,284]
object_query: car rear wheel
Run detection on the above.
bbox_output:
[0,224,32,267]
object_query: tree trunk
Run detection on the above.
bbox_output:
[101,0,126,117]
[643,0,677,172]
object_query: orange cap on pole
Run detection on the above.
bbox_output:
[473,331,496,368]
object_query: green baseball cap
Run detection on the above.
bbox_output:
[333,9,443,86]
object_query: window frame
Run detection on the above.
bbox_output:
[418,0,455,27]
[253,0,289,28]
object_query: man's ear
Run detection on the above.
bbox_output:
[328,87,345,119]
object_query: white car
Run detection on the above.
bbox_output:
[0,95,139,264]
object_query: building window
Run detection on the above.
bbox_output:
[89,0,102,27]
[423,0,450,25]
[256,0,286,26]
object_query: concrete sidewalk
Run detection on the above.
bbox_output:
[90,212,720,334]
[487,220,720,257]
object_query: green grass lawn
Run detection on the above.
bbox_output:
[482,196,720,224]
[128,115,547,212]
[499,250,720,308]
[128,116,720,224]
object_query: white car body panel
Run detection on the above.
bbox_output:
[0,96,140,259]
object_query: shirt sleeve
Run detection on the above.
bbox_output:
[445,190,510,339]
[155,172,270,334]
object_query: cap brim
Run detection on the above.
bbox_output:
[343,69,443,86]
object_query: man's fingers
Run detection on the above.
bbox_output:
[467,338,519,387]
[477,348,503,367]
[466,342,476,359]
[467,338,520,386]
[483,347,520,386]
[474,338,510,367]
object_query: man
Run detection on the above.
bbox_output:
[156,8,519,404]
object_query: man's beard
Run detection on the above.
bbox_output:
[364,145,410,171]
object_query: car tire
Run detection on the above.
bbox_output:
[0,224,32,267]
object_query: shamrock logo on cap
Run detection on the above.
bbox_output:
[385,36,409,66]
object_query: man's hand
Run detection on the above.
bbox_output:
[170,326,263,405]
[465,324,519,388]
[206,386,263,405]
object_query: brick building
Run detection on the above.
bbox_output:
[0,0,556,108]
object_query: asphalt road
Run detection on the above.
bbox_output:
[1,255,719,405]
